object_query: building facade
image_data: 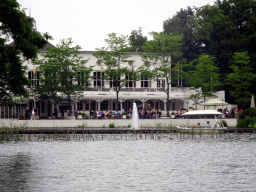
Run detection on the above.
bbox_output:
[1,48,226,119]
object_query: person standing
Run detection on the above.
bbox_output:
[205,121,211,128]
[31,108,35,120]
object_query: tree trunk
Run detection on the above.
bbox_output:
[116,87,119,111]
[166,87,170,117]
[68,94,71,116]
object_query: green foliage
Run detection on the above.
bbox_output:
[139,32,183,116]
[93,33,138,110]
[34,38,92,112]
[237,117,256,128]
[221,120,228,127]
[187,54,221,98]
[226,52,256,105]
[163,7,197,63]
[109,123,115,128]
[237,108,256,128]
[0,0,51,101]
[128,27,147,52]
[237,108,256,119]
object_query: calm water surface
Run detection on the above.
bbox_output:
[1,133,256,192]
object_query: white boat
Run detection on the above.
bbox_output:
[176,110,227,133]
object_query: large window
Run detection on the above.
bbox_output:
[94,72,104,87]
[141,76,151,88]
[125,73,136,88]
[77,101,83,111]
[110,76,120,88]
[28,71,39,87]
[157,79,165,88]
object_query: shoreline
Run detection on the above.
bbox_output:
[0,118,250,134]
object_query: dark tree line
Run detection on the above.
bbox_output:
[161,0,256,108]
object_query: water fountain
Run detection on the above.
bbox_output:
[132,103,139,130]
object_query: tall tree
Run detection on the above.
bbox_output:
[186,54,222,106]
[140,32,183,116]
[163,7,197,63]
[128,27,148,52]
[0,0,51,102]
[93,33,136,110]
[34,38,92,115]
[226,51,256,108]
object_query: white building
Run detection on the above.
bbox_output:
[21,46,226,118]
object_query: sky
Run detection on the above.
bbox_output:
[17,0,214,51]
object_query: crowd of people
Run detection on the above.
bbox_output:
[1,106,243,120]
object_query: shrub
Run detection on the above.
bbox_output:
[221,120,228,127]
[237,117,256,128]
[127,124,131,128]
[109,123,115,128]
[238,108,256,119]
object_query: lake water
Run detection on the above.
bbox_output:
[1,133,256,191]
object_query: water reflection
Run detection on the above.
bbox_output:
[0,134,256,191]
[0,153,33,191]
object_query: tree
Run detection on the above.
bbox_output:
[128,27,147,52]
[0,0,51,102]
[140,32,183,116]
[186,54,221,106]
[93,33,136,110]
[34,38,92,115]
[226,51,256,107]
[163,7,197,63]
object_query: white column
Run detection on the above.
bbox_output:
[98,101,101,111]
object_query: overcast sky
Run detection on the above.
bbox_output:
[17,0,214,51]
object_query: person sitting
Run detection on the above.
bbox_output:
[205,121,211,128]
[192,122,201,128]
[214,122,220,128]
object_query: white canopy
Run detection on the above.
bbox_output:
[201,98,228,106]
[182,110,223,116]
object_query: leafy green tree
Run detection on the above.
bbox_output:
[163,7,197,63]
[226,51,256,107]
[128,27,147,52]
[186,54,221,106]
[34,38,92,115]
[93,33,136,110]
[0,0,51,102]
[140,32,183,116]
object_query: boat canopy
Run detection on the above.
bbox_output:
[182,110,223,116]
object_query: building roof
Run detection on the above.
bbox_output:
[8,41,55,51]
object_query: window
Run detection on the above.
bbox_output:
[77,72,89,87]
[125,73,136,88]
[141,76,151,88]
[77,101,83,111]
[128,61,134,67]
[93,72,104,87]
[157,79,165,88]
[28,71,39,87]
[100,100,109,110]
[110,76,120,88]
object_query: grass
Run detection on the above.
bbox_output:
[109,123,115,128]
